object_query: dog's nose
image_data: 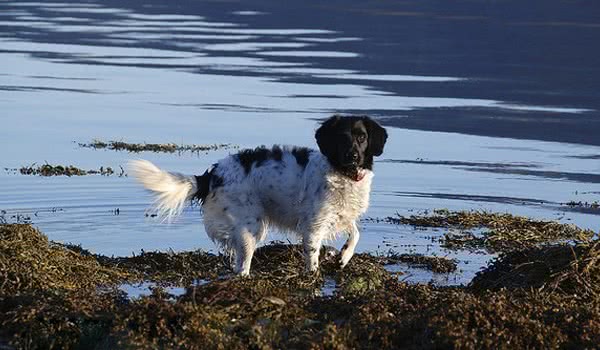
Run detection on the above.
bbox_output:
[344,151,360,164]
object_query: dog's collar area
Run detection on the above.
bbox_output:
[332,163,367,182]
[340,168,367,182]
[352,169,366,182]
[340,168,366,182]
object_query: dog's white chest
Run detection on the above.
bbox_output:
[323,171,372,230]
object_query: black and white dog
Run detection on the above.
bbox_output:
[130,115,388,275]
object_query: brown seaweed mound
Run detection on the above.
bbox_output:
[2,222,600,349]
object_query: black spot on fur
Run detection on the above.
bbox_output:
[271,145,283,162]
[194,170,211,204]
[292,147,311,168]
[341,243,349,252]
[211,174,224,189]
[236,145,284,175]
[223,207,228,212]
[236,148,266,174]
[194,164,224,204]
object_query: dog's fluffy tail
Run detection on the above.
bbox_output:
[129,159,206,222]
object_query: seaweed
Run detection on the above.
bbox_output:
[470,240,600,298]
[381,252,458,273]
[2,223,600,349]
[97,249,228,285]
[0,224,135,349]
[14,164,125,177]
[78,139,238,154]
[382,209,595,252]
[565,200,600,209]
[564,200,600,214]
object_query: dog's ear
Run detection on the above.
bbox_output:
[315,115,341,159]
[362,116,388,156]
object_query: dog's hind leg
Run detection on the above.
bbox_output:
[232,214,266,276]
[340,221,360,268]
[203,191,266,276]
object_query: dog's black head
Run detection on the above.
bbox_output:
[315,115,388,179]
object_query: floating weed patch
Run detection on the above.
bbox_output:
[381,252,458,273]
[3,223,600,349]
[0,211,33,224]
[564,200,600,214]
[1,208,68,225]
[14,163,125,177]
[79,139,238,154]
[566,200,600,209]
[382,209,595,252]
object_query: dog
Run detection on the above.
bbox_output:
[130,115,388,275]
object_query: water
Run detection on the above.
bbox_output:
[2,0,599,286]
[119,282,186,299]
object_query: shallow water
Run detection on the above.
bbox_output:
[1,0,599,286]
[119,281,187,299]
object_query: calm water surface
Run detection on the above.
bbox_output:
[1,0,599,285]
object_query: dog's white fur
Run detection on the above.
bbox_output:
[130,160,197,221]
[130,148,373,276]
[131,114,388,275]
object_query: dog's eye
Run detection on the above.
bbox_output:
[357,134,366,143]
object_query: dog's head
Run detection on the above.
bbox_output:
[315,115,388,179]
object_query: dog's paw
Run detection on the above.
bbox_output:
[304,260,321,274]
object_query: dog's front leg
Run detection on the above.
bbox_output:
[340,221,360,267]
[302,228,328,273]
[233,228,257,276]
